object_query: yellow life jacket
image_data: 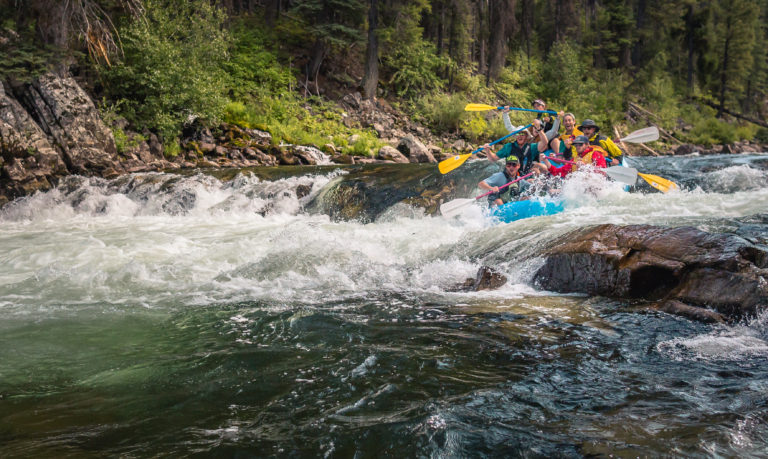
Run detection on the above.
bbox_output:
[588,133,623,158]
[560,128,583,158]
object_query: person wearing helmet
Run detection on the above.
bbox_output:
[578,119,624,164]
[477,155,532,206]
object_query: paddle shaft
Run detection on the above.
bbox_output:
[473,123,533,155]
[439,125,530,174]
[501,107,557,115]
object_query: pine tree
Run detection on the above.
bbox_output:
[709,0,759,117]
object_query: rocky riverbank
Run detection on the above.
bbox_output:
[0,72,455,206]
[2,71,767,207]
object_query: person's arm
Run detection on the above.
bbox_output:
[502,108,515,133]
[542,153,576,177]
[543,113,560,142]
[486,142,510,162]
[481,143,501,162]
[478,180,500,193]
[599,137,624,160]
[534,120,548,152]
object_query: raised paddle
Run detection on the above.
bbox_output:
[464,103,557,115]
[438,123,533,174]
[440,172,536,218]
[619,126,659,144]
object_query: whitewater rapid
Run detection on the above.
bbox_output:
[1,154,768,456]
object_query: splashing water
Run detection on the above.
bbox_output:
[0,154,767,456]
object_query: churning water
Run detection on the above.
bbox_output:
[1,154,767,456]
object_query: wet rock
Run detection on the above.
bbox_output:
[674,144,696,155]
[296,184,312,199]
[272,146,299,165]
[148,133,163,157]
[451,266,507,292]
[534,224,768,320]
[244,128,271,146]
[291,145,327,165]
[654,300,726,324]
[332,154,355,164]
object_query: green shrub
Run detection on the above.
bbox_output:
[413,92,467,133]
[342,132,384,156]
[755,128,768,143]
[688,117,738,145]
[384,38,447,99]
[224,18,296,100]
[100,0,230,142]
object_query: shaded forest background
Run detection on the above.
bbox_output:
[2,0,767,156]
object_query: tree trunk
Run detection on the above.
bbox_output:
[522,0,533,68]
[266,0,282,26]
[437,0,445,55]
[718,16,732,118]
[631,0,647,67]
[477,0,488,75]
[308,38,327,85]
[487,0,507,82]
[686,4,695,89]
[554,0,577,42]
[362,0,379,100]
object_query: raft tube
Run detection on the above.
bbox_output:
[489,199,565,223]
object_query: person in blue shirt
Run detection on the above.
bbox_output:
[480,119,549,174]
[477,155,532,206]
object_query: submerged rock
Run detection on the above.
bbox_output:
[534,224,768,321]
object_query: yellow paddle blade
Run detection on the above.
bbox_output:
[464,103,498,112]
[638,172,678,193]
[438,153,472,174]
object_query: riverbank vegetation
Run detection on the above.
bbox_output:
[1,0,767,154]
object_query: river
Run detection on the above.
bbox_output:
[1,154,767,456]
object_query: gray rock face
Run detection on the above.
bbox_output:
[0,80,68,203]
[534,224,768,320]
[19,73,118,173]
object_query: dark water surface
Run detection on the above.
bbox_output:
[1,154,767,456]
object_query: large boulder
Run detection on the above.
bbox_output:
[534,224,768,320]
[397,135,436,164]
[17,73,118,174]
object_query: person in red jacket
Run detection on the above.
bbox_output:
[539,135,607,178]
